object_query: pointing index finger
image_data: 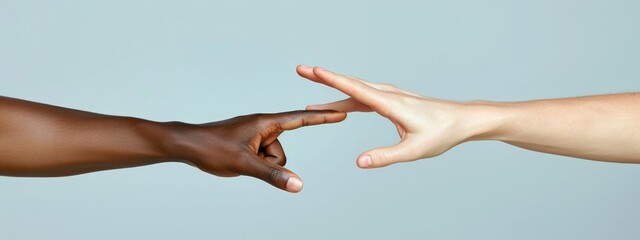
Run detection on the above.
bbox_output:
[271,110,347,131]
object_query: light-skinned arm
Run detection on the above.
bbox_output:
[297,65,640,168]
[0,96,346,192]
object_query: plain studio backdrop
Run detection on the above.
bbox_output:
[1,1,639,239]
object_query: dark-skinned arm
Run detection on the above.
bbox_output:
[0,96,346,193]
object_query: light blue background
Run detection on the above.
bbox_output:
[1,0,639,239]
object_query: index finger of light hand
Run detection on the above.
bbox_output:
[312,67,386,111]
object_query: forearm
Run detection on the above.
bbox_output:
[468,93,640,163]
[0,96,183,176]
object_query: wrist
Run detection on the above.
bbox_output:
[460,100,513,141]
[135,120,202,164]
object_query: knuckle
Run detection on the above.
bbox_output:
[396,94,417,106]
[252,113,269,121]
[252,114,274,128]
[291,110,306,114]
[300,118,310,126]
[279,110,305,119]
[269,168,283,183]
[380,83,397,91]
[372,152,389,167]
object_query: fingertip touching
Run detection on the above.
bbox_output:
[305,104,325,111]
[275,110,346,130]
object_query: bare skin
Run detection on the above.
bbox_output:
[0,96,346,193]
[297,65,640,168]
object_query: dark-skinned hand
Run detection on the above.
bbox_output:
[0,96,346,193]
[167,110,347,192]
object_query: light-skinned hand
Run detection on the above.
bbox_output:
[297,65,487,168]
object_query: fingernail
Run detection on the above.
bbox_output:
[286,177,303,192]
[358,155,372,168]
